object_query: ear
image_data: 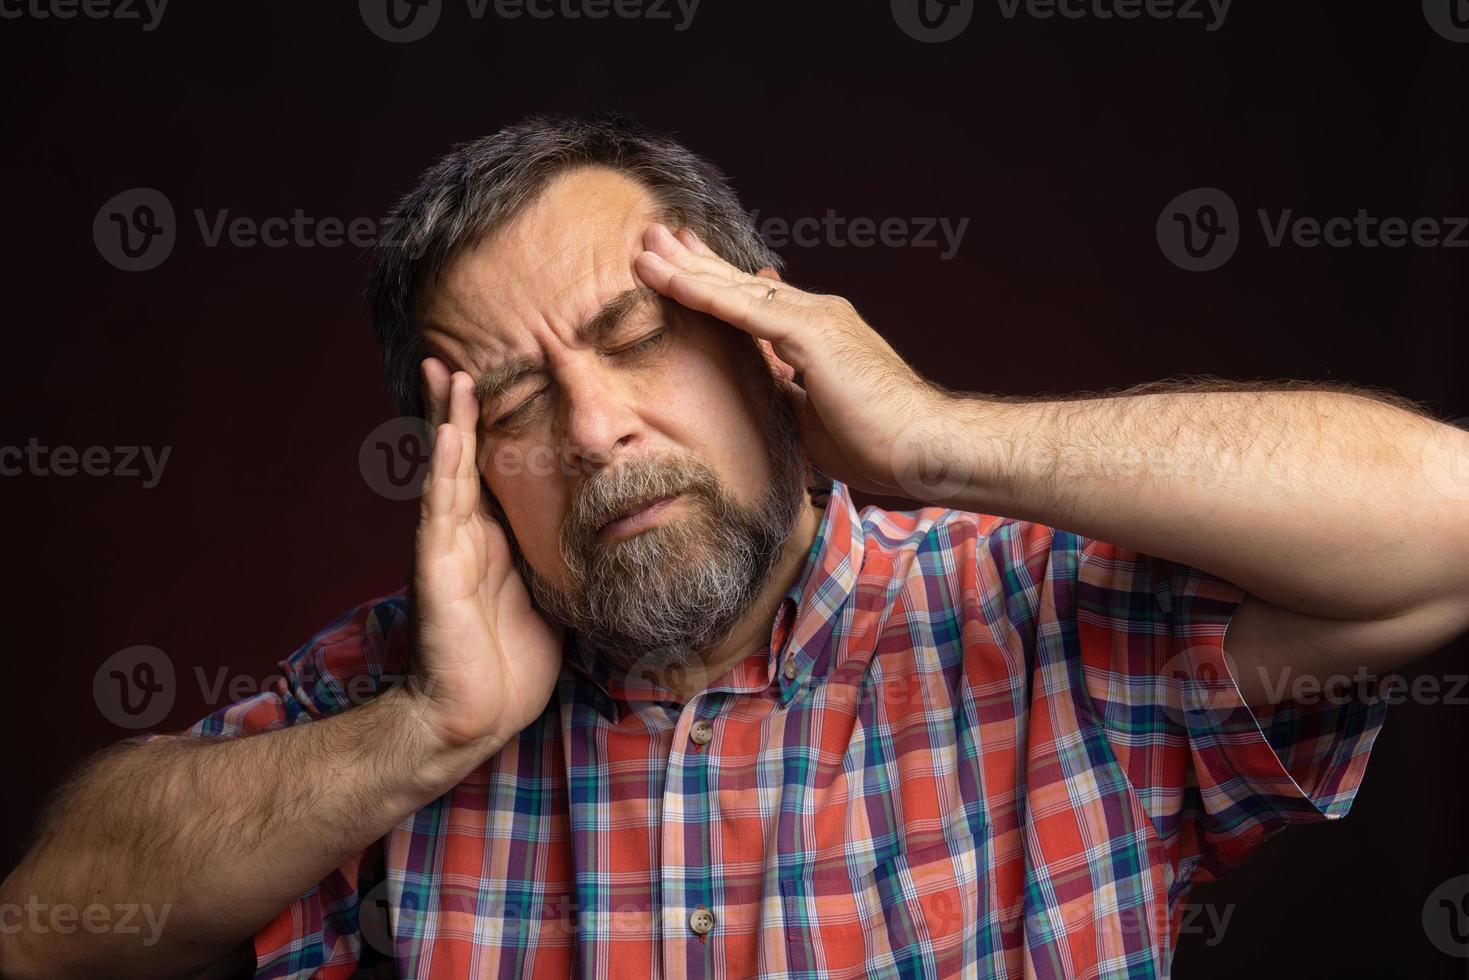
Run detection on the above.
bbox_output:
[755,337,796,385]
[748,268,794,382]
[750,269,796,382]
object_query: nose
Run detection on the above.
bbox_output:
[556,359,643,475]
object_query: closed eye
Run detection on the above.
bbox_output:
[490,386,549,431]
[612,329,669,359]
[489,330,669,431]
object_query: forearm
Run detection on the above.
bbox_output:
[0,684,496,980]
[944,386,1469,622]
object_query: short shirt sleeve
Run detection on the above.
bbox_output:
[165,588,412,979]
[1065,533,1386,884]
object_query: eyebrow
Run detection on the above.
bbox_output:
[473,286,661,404]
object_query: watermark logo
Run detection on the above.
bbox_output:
[94,188,422,271]
[93,645,175,729]
[889,419,976,503]
[1157,645,1243,732]
[1159,187,1469,271]
[360,0,442,42]
[362,0,699,41]
[355,875,402,952]
[1423,0,1469,42]
[624,647,717,704]
[92,645,414,729]
[1156,187,1239,272]
[1421,416,1469,502]
[1423,874,1469,958]
[360,417,437,500]
[94,188,175,272]
[892,0,974,42]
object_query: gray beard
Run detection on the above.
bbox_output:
[498,382,811,679]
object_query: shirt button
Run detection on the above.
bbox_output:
[689,906,715,935]
[783,656,797,681]
[689,719,713,746]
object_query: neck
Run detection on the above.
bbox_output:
[673,493,825,700]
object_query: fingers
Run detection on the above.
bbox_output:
[419,356,461,559]
[637,222,820,352]
[422,357,453,428]
[447,372,482,521]
[645,222,765,288]
[419,367,484,541]
[673,226,715,257]
[419,421,462,560]
[424,359,485,521]
[636,249,797,344]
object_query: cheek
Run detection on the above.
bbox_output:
[656,332,775,490]
[480,446,572,575]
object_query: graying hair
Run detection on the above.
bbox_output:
[365,110,786,421]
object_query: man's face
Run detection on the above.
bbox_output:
[419,166,808,671]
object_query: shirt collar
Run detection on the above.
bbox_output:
[562,478,865,722]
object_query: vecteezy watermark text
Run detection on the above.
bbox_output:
[93,188,423,272]
[748,210,971,261]
[1158,187,1469,271]
[93,643,417,730]
[1251,665,1469,708]
[995,0,1230,31]
[1,439,170,488]
[892,0,1228,43]
[359,0,700,43]
[0,898,170,946]
[0,0,167,30]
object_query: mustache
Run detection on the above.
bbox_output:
[561,451,718,550]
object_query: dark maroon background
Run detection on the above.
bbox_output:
[2,2,1466,976]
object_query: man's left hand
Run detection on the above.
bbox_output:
[635,221,968,500]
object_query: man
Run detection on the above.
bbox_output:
[4,112,1468,980]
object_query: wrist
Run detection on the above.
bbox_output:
[372,683,506,799]
[895,390,1019,514]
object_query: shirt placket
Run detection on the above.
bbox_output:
[661,693,721,980]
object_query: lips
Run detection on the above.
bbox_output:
[595,494,681,541]
[600,495,674,531]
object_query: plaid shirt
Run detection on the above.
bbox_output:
[190,479,1383,979]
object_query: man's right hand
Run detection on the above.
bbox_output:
[0,365,565,980]
[405,357,565,762]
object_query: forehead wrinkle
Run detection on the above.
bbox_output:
[456,173,663,407]
[427,249,551,400]
[474,354,540,404]
[473,285,662,404]
[576,285,659,346]
[419,264,515,366]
